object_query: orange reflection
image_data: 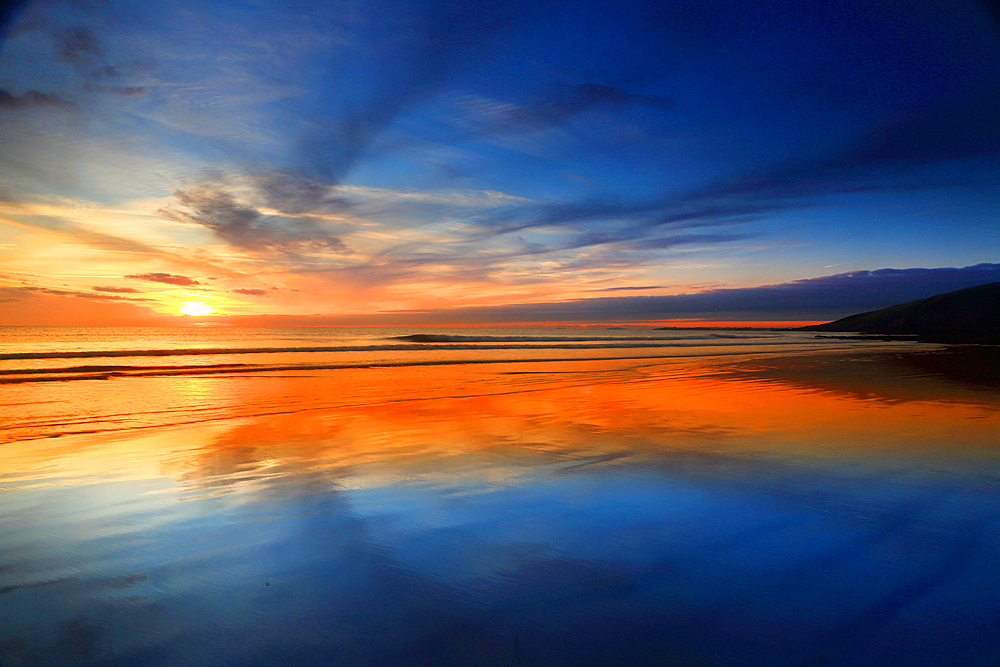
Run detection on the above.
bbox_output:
[2,349,998,493]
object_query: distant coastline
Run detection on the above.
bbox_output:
[800,281,1000,344]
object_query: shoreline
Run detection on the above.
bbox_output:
[2,344,995,446]
[0,339,946,385]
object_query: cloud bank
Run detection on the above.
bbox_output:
[126,273,201,286]
[224,264,1000,326]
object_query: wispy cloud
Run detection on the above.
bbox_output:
[445,82,674,142]
[53,25,100,66]
[10,285,153,302]
[0,286,170,326]
[588,285,663,292]
[125,272,200,286]
[459,85,1000,254]
[2,207,186,257]
[0,88,79,112]
[290,0,540,184]
[511,82,673,128]
[340,263,1000,324]
[82,83,145,96]
[159,183,347,256]
[92,286,141,293]
[2,0,996,326]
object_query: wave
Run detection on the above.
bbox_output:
[0,351,747,384]
[0,341,863,384]
[0,336,786,361]
[0,345,377,360]
[391,333,775,343]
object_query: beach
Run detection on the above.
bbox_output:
[2,328,1000,666]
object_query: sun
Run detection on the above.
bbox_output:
[180,302,215,316]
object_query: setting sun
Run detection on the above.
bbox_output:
[180,302,214,317]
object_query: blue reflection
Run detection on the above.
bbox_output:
[3,349,1000,666]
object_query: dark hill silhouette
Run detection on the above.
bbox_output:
[800,281,1000,344]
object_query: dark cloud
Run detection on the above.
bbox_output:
[83,84,145,96]
[159,183,346,255]
[91,64,120,78]
[125,273,201,286]
[626,232,756,251]
[378,263,1000,324]
[457,133,981,261]
[54,26,100,65]
[654,264,1000,316]
[518,228,755,257]
[470,190,796,248]
[0,88,78,111]
[507,82,673,130]
[467,194,775,257]
[92,286,141,293]
[465,85,1000,249]
[4,7,154,101]
[232,288,268,296]
[255,172,347,216]
[680,90,1000,206]
[837,89,1000,169]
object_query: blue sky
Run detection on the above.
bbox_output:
[1,0,998,325]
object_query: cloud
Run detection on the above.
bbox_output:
[208,264,1000,327]
[0,88,78,112]
[232,288,268,296]
[82,84,145,96]
[254,172,347,216]
[589,285,663,292]
[372,263,1000,324]
[336,184,530,208]
[447,82,674,142]
[681,90,1000,206]
[13,286,152,301]
[160,183,346,256]
[1,207,202,262]
[624,232,757,251]
[0,0,31,38]
[54,26,100,65]
[0,286,169,325]
[125,272,201,286]
[465,87,1000,249]
[92,286,141,293]
[465,194,775,259]
[470,191,789,244]
[505,82,673,130]
[837,89,1000,168]
[291,0,536,183]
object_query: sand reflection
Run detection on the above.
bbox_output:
[3,348,998,493]
[156,348,1000,496]
[3,348,1000,666]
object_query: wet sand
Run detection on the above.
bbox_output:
[2,345,999,666]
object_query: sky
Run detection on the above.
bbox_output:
[1,0,998,327]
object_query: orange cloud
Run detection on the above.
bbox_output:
[125,273,201,286]
[0,289,176,326]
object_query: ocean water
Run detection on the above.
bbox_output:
[0,326,885,380]
[2,327,999,666]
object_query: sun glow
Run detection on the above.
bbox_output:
[180,302,214,316]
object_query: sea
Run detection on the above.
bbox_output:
[2,326,999,666]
